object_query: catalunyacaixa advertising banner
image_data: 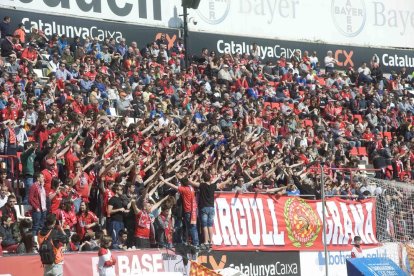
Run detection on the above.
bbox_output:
[188,31,414,73]
[211,193,377,251]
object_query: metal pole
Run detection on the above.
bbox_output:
[183,5,188,68]
[321,163,329,276]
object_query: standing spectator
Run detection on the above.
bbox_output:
[0,33,14,58]
[309,51,319,70]
[324,50,337,73]
[351,236,363,258]
[189,172,231,248]
[38,213,68,276]
[13,23,25,44]
[48,178,65,215]
[0,16,11,40]
[3,119,18,156]
[98,235,116,276]
[0,186,8,208]
[15,118,28,151]
[130,199,152,248]
[161,176,199,248]
[107,184,127,247]
[21,142,37,204]
[154,203,173,248]
[41,159,58,194]
[71,161,91,206]
[29,172,47,247]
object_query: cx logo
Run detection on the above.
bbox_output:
[334,50,354,67]
[197,254,227,270]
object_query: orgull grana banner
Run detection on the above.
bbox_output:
[187,0,414,48]
[211,193,378,252]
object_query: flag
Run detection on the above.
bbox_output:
[405,244,414,274]
[190,261,222,276]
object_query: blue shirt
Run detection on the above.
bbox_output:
[149,110,164,119]
[80,79,93,91]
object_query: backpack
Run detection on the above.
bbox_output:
[39,230,55,265]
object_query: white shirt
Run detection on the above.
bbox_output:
[324,56,335,68]
[358,67,371,76]
[25,111,38,127]
[158,117,170,126]
[0,195,8,208]
[309,56,318,64]
[15,127,28,147]
[351,246,363,258]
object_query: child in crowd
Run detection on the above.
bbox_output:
[97,235,116,276]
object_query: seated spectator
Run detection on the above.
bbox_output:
[0,215,25,253]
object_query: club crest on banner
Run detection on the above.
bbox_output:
[284,197,321,248]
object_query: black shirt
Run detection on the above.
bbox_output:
[108,196,124,221]
[0,39,13,58]
[199,182,217,209]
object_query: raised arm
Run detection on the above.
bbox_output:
[130,199,140,215]
[160,176,178,190]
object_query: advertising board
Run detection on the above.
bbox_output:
[189,31,414,73]
[163,251,301,276]
[187,0,414,48]
[211,194,377,252]
[1,0,181,28]
[1,7,412,73]
[3,0,414,49]
[300,243,411,276]
[0,249,171,276]
[0,8,178,45]
[199,251,301,276]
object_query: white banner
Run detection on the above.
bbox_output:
[1,0,182,28]
[3,0,414,48]
[187,0,414,48]
[299,243,411,276]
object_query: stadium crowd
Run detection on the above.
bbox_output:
[0,14,414,256]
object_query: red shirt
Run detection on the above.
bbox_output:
[65,151,79,175]
[41,169,58,195]
[1,108,18,121]
[49,189,65,215]
[135,210,151,239]
[71,101,85,114]
[21,48,38,62]
[362,132,374,141]
[76,210,98,238]
[57,208,77,230]
[70,171,90,202]
[85,71,97,81]
[178,186,196,213]
[34,126,61,150]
